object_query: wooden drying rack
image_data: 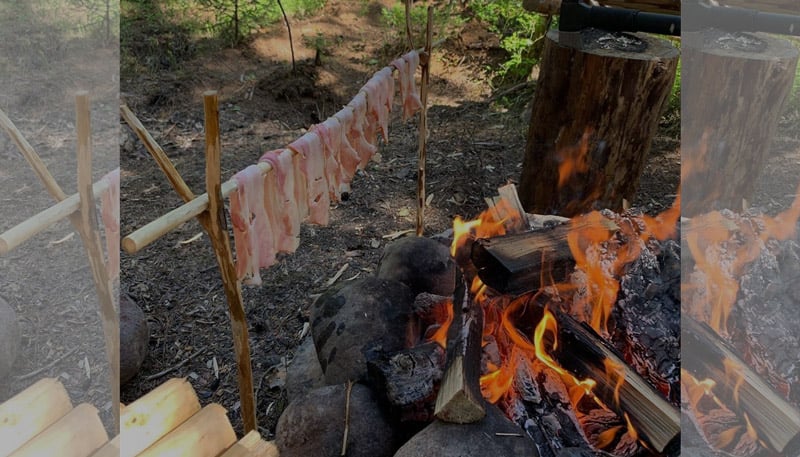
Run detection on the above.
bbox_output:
[0,93,120,433]
[120,5,435,434]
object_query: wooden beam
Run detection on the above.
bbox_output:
[202,91,257,433]
[8,403,108,457]
[220,431,279,457]
[0,178,111,256]
[0,378,73,457]
[136,404,237,457]
[683,316,800,455]
[434,279,486,423]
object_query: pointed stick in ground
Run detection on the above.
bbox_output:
[415,6,433,236]
[202,91,257,433]
[404,0,414,51]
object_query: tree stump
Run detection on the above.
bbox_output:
[518,29,678,217]
[681,30,799,216]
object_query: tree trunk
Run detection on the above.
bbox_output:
[681,30,798,216]
[519,29,678,217]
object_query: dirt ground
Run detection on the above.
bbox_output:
[116,0,688,438]
[0,1,119,434]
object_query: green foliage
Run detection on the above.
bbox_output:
[379,2,465,50]
[68,0,120,44]
[196,0,326,44]
[471,0,549,84]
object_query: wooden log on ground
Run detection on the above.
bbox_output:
[0,378,73,457]
[683,316,800,455]
[137,404,237,457]
[89,436,119,457]
[518,30,678,217]
[220,431,279,457]
[682,30,799,216]
[9,403,108,457]
[434,279,486,423]
[471,217,618,295]
[120,378,201,457]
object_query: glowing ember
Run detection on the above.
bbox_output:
[428,299,454,348]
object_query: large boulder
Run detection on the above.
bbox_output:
[377,237,456,297]
[311,277,417,384]
[120,294,149,385]
[0,297,19,378]
[276,383,398,457]
[286,334,325,403]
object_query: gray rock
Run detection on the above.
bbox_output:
[286,334,324,403]
[276,383,397,457]
[377,237,456,297]
[0,297,19,378]
[120,294,149,385]
[311,277,417,384]
[393,403,539,457]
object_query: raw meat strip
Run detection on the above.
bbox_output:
[311,120,344,201]
[332,108,363,182]
[288,132,330,226]
[391,50,422,120]
[347,92,377,167]
[100,168,120,281]
[230,165,276,285]
[260,149,301,253]
[363,67,394,143]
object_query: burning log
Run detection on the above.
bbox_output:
[471,217,618,295]
[550,309,680,454]
[434,280,486,423]
[683,316,800,455]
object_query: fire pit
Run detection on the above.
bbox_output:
[275,185,681,457]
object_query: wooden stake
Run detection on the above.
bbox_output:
[0,378,73,457]
[202,91,257,433]
[415,6,432,237]
[404,0,414,51]
[74,92,120,434]
[683,316,800,455]
[434,279,486,423]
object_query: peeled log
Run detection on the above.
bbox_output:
[518,30,678,217]
[681,30,798,216]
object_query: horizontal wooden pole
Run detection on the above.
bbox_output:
[0,176,112,256]
[9,403,108,457]
[88,436,119,457]
[122,163,266,254]
[137,404,237,457]
[219,431,279,457]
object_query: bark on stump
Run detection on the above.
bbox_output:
[518,29,678,217]
[681,30,799,216]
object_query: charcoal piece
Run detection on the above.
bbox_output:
[276,383,397,457]
[377,236,456,297]
[393,402,538,457]
[120,294,149,385]
[286,334,324,403]
[613,238,680,405]
[0,297,19,378]
[311,277,417,384]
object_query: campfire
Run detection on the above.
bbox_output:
[277,184,682,457]
[682,186,800,457]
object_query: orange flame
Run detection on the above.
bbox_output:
[428,299,454,348]
[604,358,626,408]
[558,130,592,188]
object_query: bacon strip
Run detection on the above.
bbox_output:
[363,67,394,144]
[391,50,423,120]
[100,168,120,281]
[230,165,276,285]
[311,121,344,201]
[332,108,363,184]
[347,92,377,167]
[260,149,301,253]
[288,132,330,226]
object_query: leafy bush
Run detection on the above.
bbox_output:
[471,0,550,84]
[379,2,465,49]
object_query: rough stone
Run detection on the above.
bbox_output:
[377,237,456,297]
[286,334,324,403]
[276,383,397,457]
[311,277,417,384]
[120,294,149,385]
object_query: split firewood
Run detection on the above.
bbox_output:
[683,316,800,455]
[434,279,486,423]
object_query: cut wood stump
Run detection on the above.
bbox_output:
[681,30,799,216]
[518,29,678,217]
